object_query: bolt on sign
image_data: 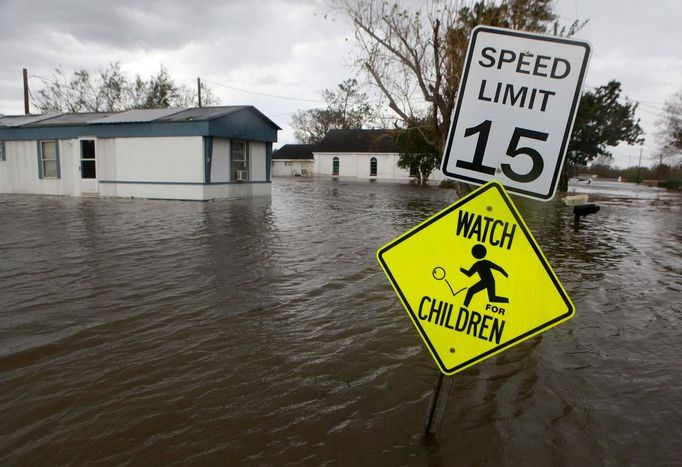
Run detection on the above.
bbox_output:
[377,181,574,375]
[441,26,591,201]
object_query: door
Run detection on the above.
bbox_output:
[79,139,98,193]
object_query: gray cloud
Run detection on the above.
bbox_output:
[1,0,680,165]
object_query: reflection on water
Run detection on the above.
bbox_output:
[1,179,680,465]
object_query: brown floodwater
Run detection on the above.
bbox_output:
[1,178,680,465]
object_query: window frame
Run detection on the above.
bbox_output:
[231,140,249,182]
[79,138,97,179]
[332,156,339,176]
[0,141,5,161]
[39,140,59,179]
[370,157,378,177]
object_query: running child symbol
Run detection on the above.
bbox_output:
[460,244,509,308]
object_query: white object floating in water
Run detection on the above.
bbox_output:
[563,194,589,206]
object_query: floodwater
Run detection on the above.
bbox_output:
[1,178,680,465]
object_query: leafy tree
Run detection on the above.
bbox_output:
[656,90,682,165]
[394,125,440,185]
[34,63,218,112]
[143,67,177,109]
[127,75,150,110]
[99,63,128,112]
[561,80,644,189]
[291,78,375,144]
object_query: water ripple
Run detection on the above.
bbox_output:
[1,179,681,465]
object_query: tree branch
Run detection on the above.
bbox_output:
[364,62,411,122]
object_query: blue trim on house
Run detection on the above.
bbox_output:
[1,121,209,142]
[209,109,278,143]
[36,141,43,179]
[203,136,214,183]
[246,141,250,182]
[265,142,272,181]
[229,140,234,182]
[55,140,61,179]
[97,180,271,185]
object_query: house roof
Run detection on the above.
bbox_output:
[91,108,185,124]
[0,106,280,142]
[0,113,62,127]
[272,144,315,160]
[315,129,400,153]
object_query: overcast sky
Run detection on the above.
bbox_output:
[0,0,680,168]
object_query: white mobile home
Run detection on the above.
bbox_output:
[0,106,280,201]
[271,144,314,177]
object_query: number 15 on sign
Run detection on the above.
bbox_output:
[441,26,591,201]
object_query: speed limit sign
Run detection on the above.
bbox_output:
[441,26,591,201]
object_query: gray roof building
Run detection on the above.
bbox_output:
[272,144,315,160]
[0,106,281,142]
[315,129,400,153]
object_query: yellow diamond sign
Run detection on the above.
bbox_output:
[377,181,574,375]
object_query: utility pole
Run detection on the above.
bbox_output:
[23,68,30,115]
[197,77,202,108]
[636,147,643,183]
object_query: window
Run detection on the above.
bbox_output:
[370,157,377,176]
[332,157,339,176]
[40,141,58,178]
[232,141,248,181]
[0,141,5,161]
[80,140,96,179]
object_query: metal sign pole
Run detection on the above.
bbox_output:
[424,372,453,438]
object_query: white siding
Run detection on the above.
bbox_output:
[204,182,271,200]
[211,138,231,182]
[313,151,446,182]
[98,137,117,183]
[249,142,266,181]
[313,152,410,179]
[110,136,203,182]
[0,135,274,200]
[0,140,80,195]
[99,182,206,200]
[271,160,313,177]
[211,139,267,183]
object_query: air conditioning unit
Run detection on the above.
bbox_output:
[235,170,248,181]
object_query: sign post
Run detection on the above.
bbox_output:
[379,25,589,437]
[441,26,591,200]
[377,181,574,376]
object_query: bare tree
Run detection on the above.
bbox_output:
[34,63,219,112]
[175,82,219,108]
[656,91,682,165]
[291,78,375,143]
[334,0,565,154]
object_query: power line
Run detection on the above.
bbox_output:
[203,79,323,104]
[636,99,667,106]
[637,107,663,118]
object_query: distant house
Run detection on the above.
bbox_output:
[271,144,314,177]
[311,129,446,182]
[0,106,280,201]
